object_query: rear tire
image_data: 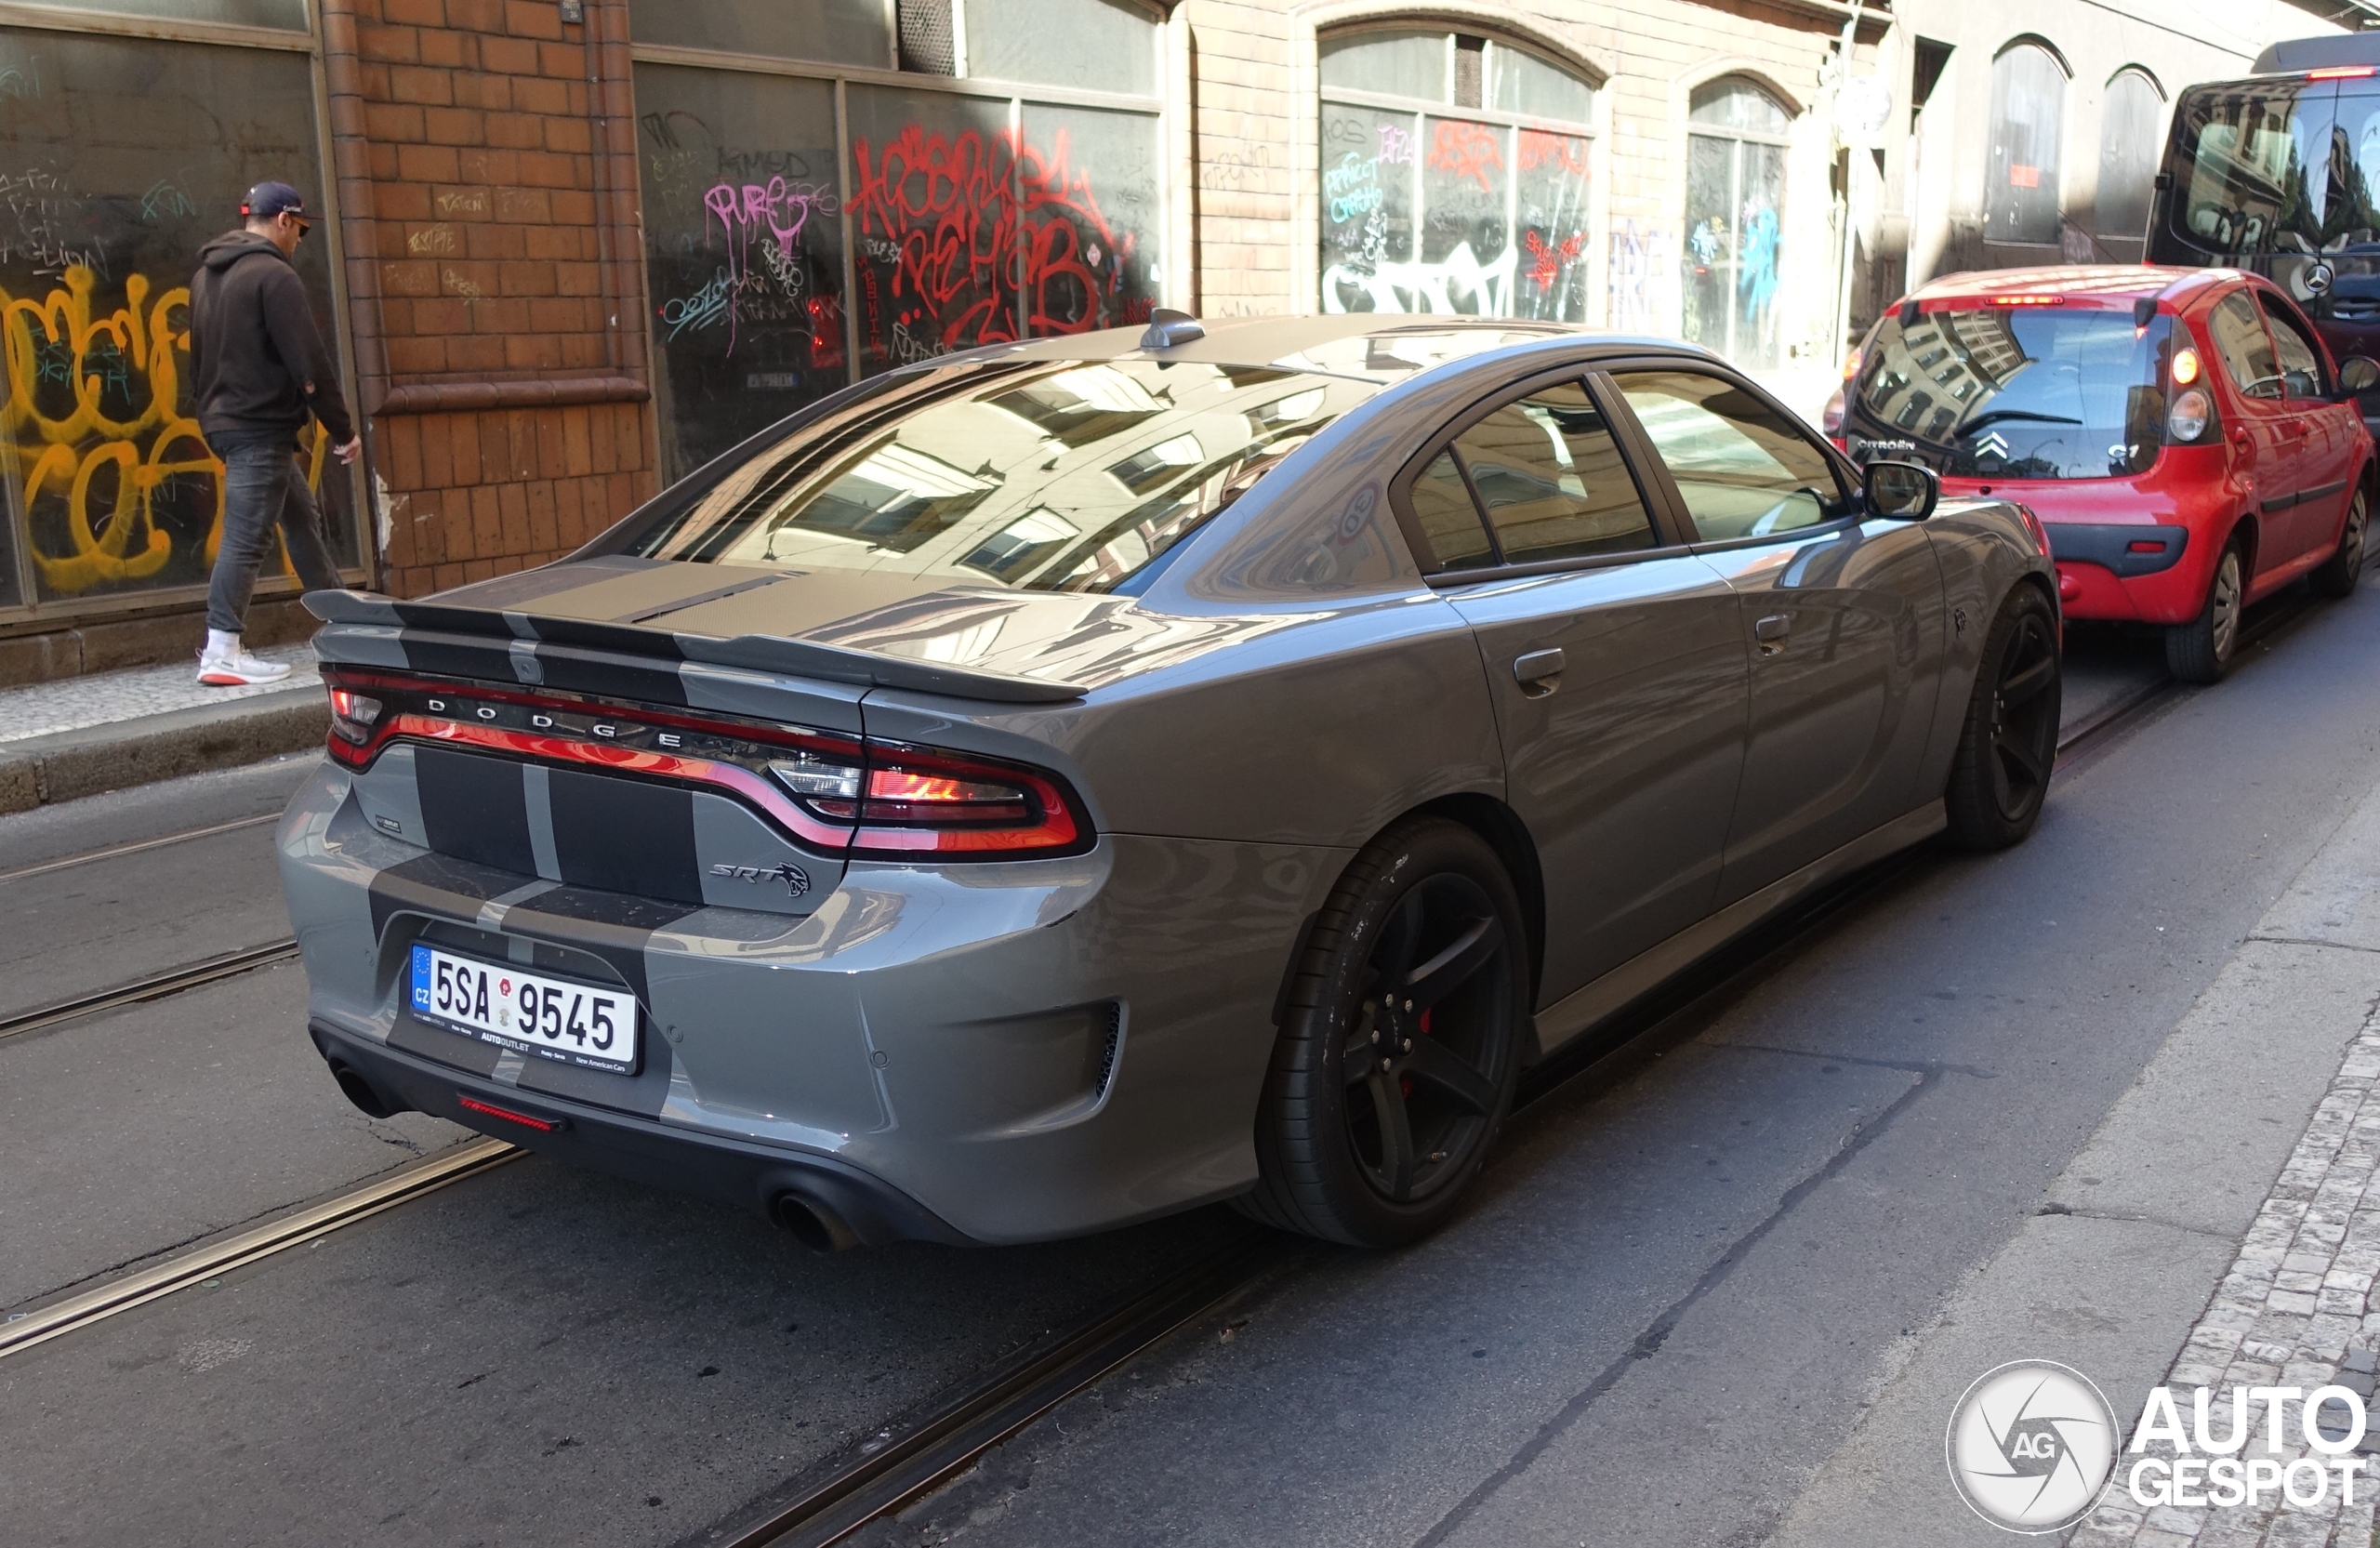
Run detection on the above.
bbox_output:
[1944,584,2061,852]
[2166,538,2245,685]
[2310,488,2367,600]
[1237,817,1527,1247]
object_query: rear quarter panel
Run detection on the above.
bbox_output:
[1913,499,2059,796]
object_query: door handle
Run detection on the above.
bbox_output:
[1753,614,1792,656]
[1512,647,1566,695]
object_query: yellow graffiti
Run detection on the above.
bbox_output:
[2,262,326,595]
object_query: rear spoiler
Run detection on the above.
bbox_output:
[303,590,1090,706]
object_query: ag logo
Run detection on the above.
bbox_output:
[2306,260,2336,298]
[1973,430,2013,461]
[1946,1359,2120,1533]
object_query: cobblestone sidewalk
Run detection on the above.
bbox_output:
[2071,1015,2380,1548]
[0,642,316,746]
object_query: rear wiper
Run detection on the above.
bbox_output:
[1960,409,2082,430]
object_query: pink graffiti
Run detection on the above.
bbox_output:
[850,123,1142,357]
[1377,124,1414,165]
[699,176,838,352]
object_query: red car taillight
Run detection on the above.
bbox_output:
[318,670,1091,859]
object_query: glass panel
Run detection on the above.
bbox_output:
[1616,371,1844,539]
[1320,103,1416,313]
[1513,130,1591,323]
[1688,77,1790,135]
[1408,449,1491,570]
[626,0,892,71]
[1985,45,2069,245]
[2175,84,2339,256]
[965,0,1157,97]
[1420,117,1510,314]
[3,0,303,28]
[1019,103,1161,336]
[1682,134,1735,355]
[1490,46,1593,125]
[1848,310,2170,480]
[0,29,351,608]
[1735,141,1785,369]
[635,64,845,485]
[627,359,1383,592]
[2331,85,2380,250]
[2096,71,2163,239]
[847,86,1018,374]
[1453,381,1653,563]
[2261,297,2327,398]
[2209,292,2281,397]
[1318,31,1446,103]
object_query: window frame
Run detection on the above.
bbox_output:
[2095,65,2166,241]
[1388,359,1688,584]
[1983,38,2071,247]
[1316,22,1602,324]
[1595,359,1863,553]
[2208,288,2287,402]
[1679,74,1793,367]
[2255,286,2333,399]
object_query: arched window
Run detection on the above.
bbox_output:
[2096,69,2165,242]
[1318,28,1598,321]
[1986,42,2069,245]
[1682,75,1792,368]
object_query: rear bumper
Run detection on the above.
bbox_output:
[2043,522,2202,625]
[279,763,1343,1244]
[312,1019,969,1245]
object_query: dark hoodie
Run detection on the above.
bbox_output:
[187,231,354,447]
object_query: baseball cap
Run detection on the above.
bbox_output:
[240,180,312,221]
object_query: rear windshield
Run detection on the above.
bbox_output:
[2165,79,2380,257]
[623,359,1383,593]
[1846,309,2171,481]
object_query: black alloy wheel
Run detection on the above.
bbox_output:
[1241,818,1527,1247]
[1945,584,2061,851]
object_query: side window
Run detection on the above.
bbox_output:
[1409,451,1496,572]
[1612,370,1845,540]
[2209,293,2282,399]
[1445,381,1658,565]
[2260,296,2328,400]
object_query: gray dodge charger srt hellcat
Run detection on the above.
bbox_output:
[283,314,2060,1250]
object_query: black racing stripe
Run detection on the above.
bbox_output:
[365,846,535,945]
[415,747,537,877]
[395,629,522,682]
[527,643,690,706]
[547,767,705,905]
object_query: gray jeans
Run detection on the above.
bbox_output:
[204,430,345,635]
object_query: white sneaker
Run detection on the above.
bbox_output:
[196,638,292,686]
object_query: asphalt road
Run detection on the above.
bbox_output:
[0,587,2365,1546]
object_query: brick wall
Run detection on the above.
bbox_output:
[323,0,657,601]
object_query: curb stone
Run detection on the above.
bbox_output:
[0,687,325,814]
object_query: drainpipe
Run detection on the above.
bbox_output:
[1829,0,1866,375]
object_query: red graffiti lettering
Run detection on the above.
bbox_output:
[1524,229,1586,290]
[1517,130,1591,179]
[850,124,1138,358]
[1427,122,1503,193]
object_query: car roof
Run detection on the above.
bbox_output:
[1903,264,2240,311]
[980,313,1706,382]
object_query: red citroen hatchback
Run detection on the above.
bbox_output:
[1831,266,2377,681]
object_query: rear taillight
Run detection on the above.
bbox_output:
[2168,388,2213,443]
[1820,386,1846,439]
[319,669,1091,859]
[326,686,383,746]
[848,743,1082,854]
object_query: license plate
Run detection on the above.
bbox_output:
[406,944,640,1073]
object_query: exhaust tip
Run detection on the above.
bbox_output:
[329,1063,404,1119]
[770,1190,861,1253]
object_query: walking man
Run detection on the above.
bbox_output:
[189,179,362,686]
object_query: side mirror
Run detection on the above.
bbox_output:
[1862,458,1938,521]
[2341,356,2380,395]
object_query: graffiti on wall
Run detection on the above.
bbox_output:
[847,122,1152,366]
[2,261,325,595]
[1608,219,1672,334]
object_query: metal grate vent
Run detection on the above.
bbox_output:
[1094,1002,1123,1096]
[898,0,957,76]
